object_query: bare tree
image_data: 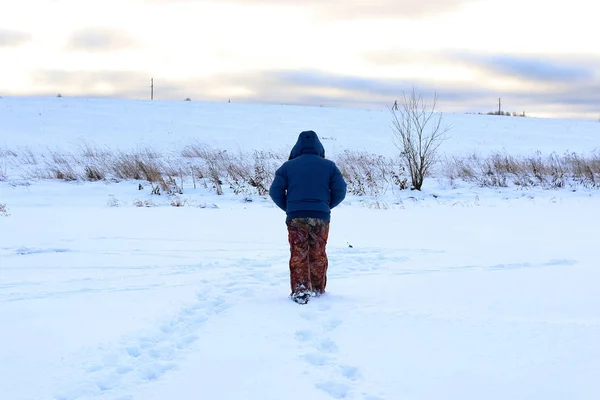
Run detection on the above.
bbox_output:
[390,88,451,191]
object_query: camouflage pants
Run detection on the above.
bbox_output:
[286,217,330,295]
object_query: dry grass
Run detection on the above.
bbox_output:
[335,150,408,196]
[170,195,187,207]
[0,203,9,217]
[441,151,600,189]
[133,199,157,207]
[182,143,285,196]
[107,195,121,207]
[111,149,164,182]
[0,142,287,197]
[1,141,599,196]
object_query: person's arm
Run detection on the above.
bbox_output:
[269,166,288,211]
[329,164,347,209]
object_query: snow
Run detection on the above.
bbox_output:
[1,97,600,400]
[1,96,599,157]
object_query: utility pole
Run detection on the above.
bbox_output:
[150,78,154,100]
[498,98,502,115]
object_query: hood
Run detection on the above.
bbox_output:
[288,130,325,160]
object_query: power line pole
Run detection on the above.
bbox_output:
[150,78,154,100]
[498,98,502,115]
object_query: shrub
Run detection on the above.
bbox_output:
[391,88,451,190]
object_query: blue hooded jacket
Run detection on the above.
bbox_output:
[269,130,347,222]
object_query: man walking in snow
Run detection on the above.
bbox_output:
[269,130,347,304]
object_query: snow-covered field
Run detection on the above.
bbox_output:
[1,97,600,400]
[1,96,599,157]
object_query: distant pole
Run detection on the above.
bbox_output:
[151,78,154,100]
[498,98,501,115]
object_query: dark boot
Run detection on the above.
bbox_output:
[291,284,311,305]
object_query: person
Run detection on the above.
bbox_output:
[269,130,347,304]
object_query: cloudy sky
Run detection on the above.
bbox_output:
[1,0,599,118]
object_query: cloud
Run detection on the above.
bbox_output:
[451,52,597,83]
[30,69,234,101]
[28,67,600,118]
[364,50,599,83]
[67,28,139,52]
[231,69,600,117]
[364,51,429,66]
[31,70,151,97]
[0,29,31,47]
[360,50,600,112]
[363,49,451,68]
[268,70,417,97]
[521,81,600,111]
[146,0,477,19]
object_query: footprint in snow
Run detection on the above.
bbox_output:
[295,330,313,342]
[293,304,372,399]
[340,365,361,381]
[302,352,330,367]
[325,318,343,331]
[315,381,351,399]
[55,285,229,400]
[317,338,338,353]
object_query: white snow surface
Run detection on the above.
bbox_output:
[1,97,600,400]
[1,96,599,157]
